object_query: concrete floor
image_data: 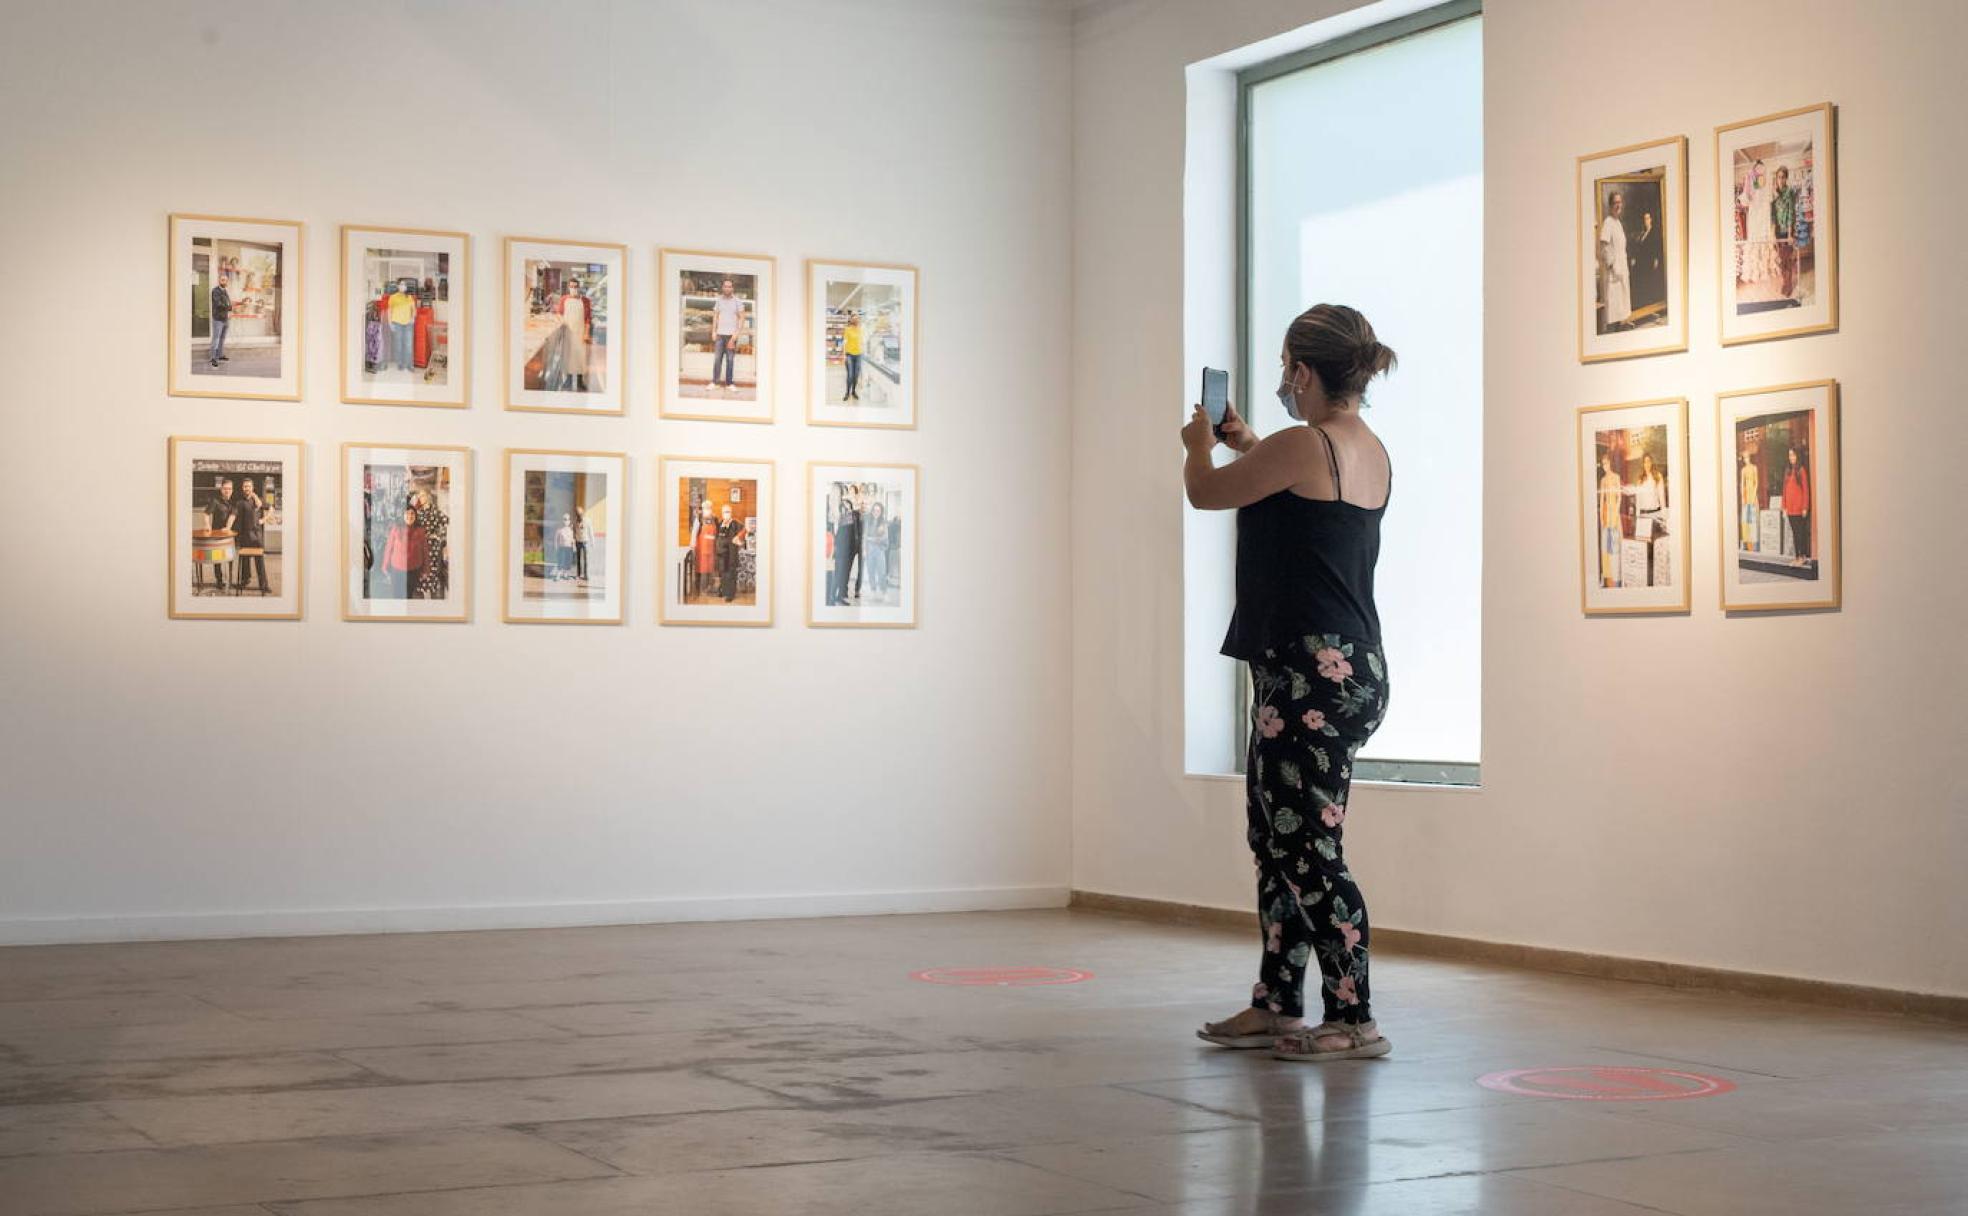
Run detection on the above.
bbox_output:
[1,908,1964,1215]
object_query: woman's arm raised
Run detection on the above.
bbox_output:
[1183,408,1316,511]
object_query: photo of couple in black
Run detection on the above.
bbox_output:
[195,470,279,596]
[825,485,904,607]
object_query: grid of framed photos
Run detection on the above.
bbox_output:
[164,215,922,629]
[1572,102,1842,617]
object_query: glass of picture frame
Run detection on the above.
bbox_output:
[505,238,628,414]
[658,456,775,626]
[503,449,628,624]
[1575,398,1690,615]
[807,462,919,628]
[806,260,918,429]
[341,226,470,408]
[1716,103,1837,346]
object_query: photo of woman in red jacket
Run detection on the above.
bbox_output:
[380,503,428,599]
[1781,444,1812,564]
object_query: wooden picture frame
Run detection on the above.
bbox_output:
[502,449,628,624]
[806,461,919,628]
[168,436,305,619]
[659,249,776,423]
[658,456,776,626]
[806,260,919,429]
[1716,103,1838,346]
[340,225,471,408]
[1716,380,1840,612]
[168,214,304,401]
[1577,136,1688,363]
[340,443,472,623]
[504,237,628,415]
[1576,398,1691,615]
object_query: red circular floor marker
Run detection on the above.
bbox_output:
[909,966,1092,987]
[1478,1065,1736,1102]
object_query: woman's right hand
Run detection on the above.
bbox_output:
[1218,401,1258,454]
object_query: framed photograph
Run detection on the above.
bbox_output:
[660,250,774,422]
[168,437,304,619]
[168,214,303,400]
[1577,136,1687,362]
[503,449,625,624]
[1717,381,1840,612]
[806,260,917,428]
[341,444,472,623]
[505,238,626,414]
[807,462,918,628]
[659,457,774,626]
[341,226,470,407]
[1576,399,1690,615]
[1717,103,1837,345]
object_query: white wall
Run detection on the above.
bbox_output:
[0,0,1075,943]
[1073,0,1968,997]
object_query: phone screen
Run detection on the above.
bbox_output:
[1201,367,1229,426]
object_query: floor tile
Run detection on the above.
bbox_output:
[334,1019,927,1082]
[521,1081,1252,1173]
[1002,1100,1746,1202]
[0,1127,616,1215]
[0,1050,377,1106]
[0,1101,154,1157]
[1516,1123,1968,1216]
[97,1069,778,1147]
[267,1152,1140,1216]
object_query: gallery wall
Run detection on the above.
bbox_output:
[1071,0,1968,997]
[0,0,1075,941]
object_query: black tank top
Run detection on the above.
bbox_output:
[1220,428,1389,660]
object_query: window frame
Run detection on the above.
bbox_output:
[1232,0,1484,788]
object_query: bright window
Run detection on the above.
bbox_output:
[1241,5,1483,780]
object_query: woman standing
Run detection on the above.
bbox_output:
[413,489,448,600]
[1598,452,1624,587]
[1184,304,1396,1063]
[557,279,590,392]
[1739,452,1760,550]
[863,502,889,603]
[380,503,426,599]
[693,501,719,599]
[1782,444,1812,563]
[1632,452,1667,542]
[1740,159,1779,294]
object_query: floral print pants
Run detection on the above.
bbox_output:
[1245,633,1388,1025]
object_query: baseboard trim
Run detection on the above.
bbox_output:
[1069,889,1968,1023]
[0,886,1074,946]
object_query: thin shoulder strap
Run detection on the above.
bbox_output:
[1313,426,1342,498]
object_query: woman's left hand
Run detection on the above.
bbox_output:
[1182,405,1217,453]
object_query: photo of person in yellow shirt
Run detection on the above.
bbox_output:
[841,313,864,401]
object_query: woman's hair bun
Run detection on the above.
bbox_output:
[1286,305,1396,402]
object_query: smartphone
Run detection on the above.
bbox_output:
[1201,367,1230,437]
